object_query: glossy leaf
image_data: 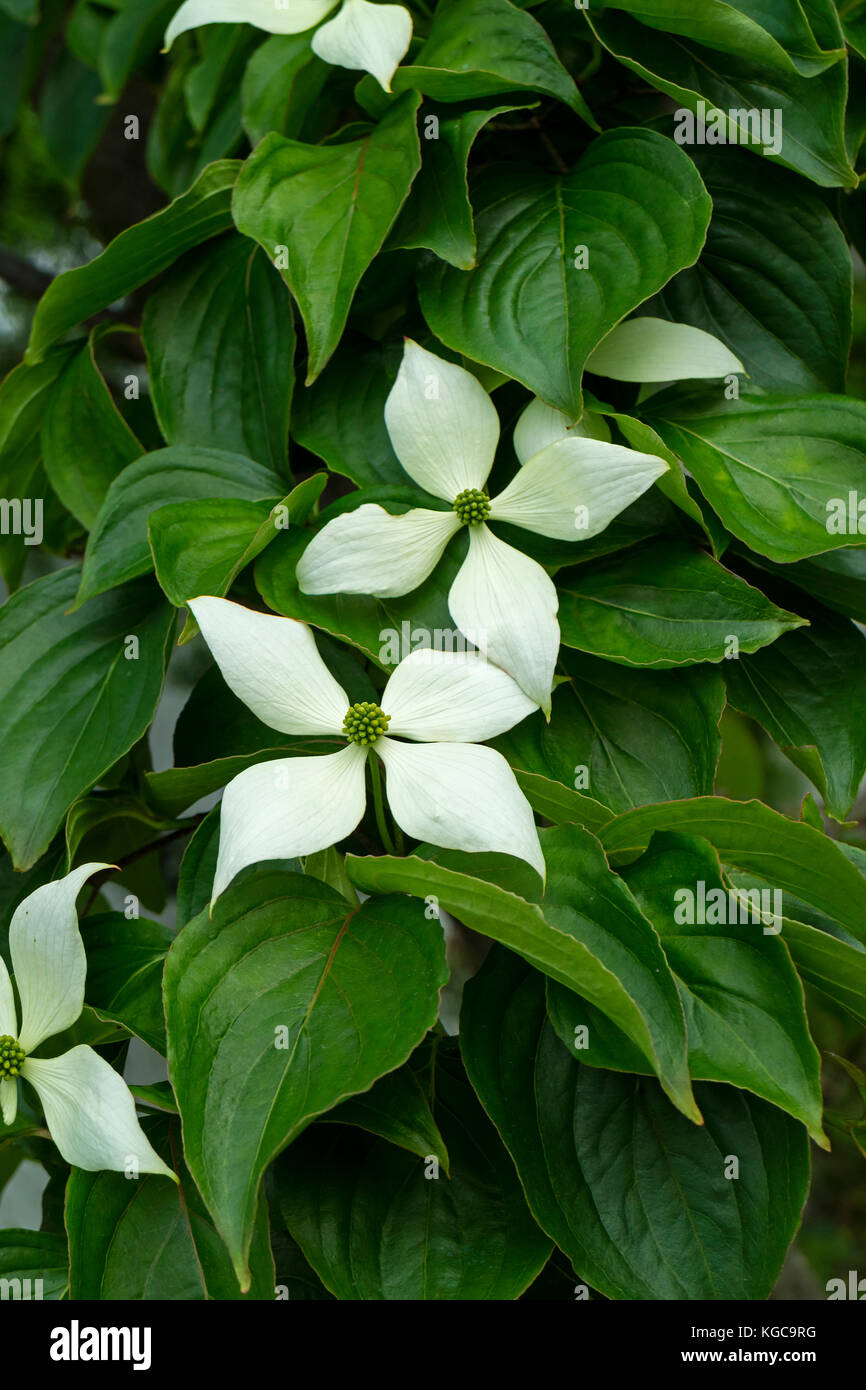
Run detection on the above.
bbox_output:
[461,947,810,1300]
[0,569,175,868]
[78,446,284,604]
[348,822,698,1121]
[164,866,448,1287]
[233,94,422,380]
[419,127,711,416]
[275,1047,550,1300]
[142,235,295,474]
[26,160,241,362]
[557,541,804,666]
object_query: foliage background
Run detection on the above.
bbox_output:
[1,0,865,1299]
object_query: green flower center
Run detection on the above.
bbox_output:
[0,1035,25,1078]
[342,701,391,746]
[453,488,491,525]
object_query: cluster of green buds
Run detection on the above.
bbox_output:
[342,701,391,746]
[453,488,491,525]
[0,1036,26,1078]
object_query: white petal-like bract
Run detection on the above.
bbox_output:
[585,317,745,382]
[189,597,348,736]
[212,746,369,901]
[448,525,559,715]
[490,436,668,540]
[23,1047,176,1178]
[378,738,544,878]
[382,647,537,740]
[165,0,337,48]
[512,396,610,465]
[312,0,412,91]
[0,1077,17,1126]
[384,341,499,501]
[11,863,110,1055]
[0,953,16,1040]
[297,504,459,597]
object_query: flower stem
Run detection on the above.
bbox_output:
[369,752,398,857]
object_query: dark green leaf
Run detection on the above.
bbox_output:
[557,541,804,666]
[82,911,174,1054]
[419,128,711,416]
[78,445,284,604]
[646,390,866,562]
[164,866,448,1287]
[142,235,295,474]
[725,604,866,820]
[65,1115,275,1299]
[233,94,422,381]
[600,795,866,946]
[0,569,174,868]
[461,948,810,1299]
[42,327,143,529]
[494,651,724,813]
[276,1047,550,1300]
[26,159,241,362]
[348,823,698,1121]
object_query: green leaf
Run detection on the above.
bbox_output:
[419,128,711,416]
[321,1062,450,1172]
[38,49,113,183]
[0,1230,68,1300]
[548,830,824,1141]
[0,344,77,588]
[774,915,866,1027]
[240,33,329,146]
[25,159,241,362]
[646,390,866,562]
[66,1115,275,1299]
[64,790,176,912]
[652,143,852,392]
[388,0,595,122]
[591,0,845,76]
[737,546,866,624]
[600,795,866,946]
[97,0,177,102]
[232,94,422,381]
[290,337,405,486]
[557,541,804,666]
[725,604,866,820]
[347,823,698,1122]
[142,235,295,474]
[149,473,325,610]
[588,5,856,188]
[276,1045,550,1299]
[461,948,810,1300]
[388,101,534,269]
[0,569,175,868]
[494,651,724,814]
[255,523,461,671]
[177,807,221,928]
[164,866,448,1288]
[82,911,174,1054]
[78,446,284,605]
[42,328,143,529]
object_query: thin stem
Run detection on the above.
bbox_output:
[368,752,398,856]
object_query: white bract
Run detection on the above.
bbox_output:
[297,341,669,712]
[165,0,412,92]
[187,596,545,899]
[0,865,175,1180]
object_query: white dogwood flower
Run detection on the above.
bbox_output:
[165,0,412,92]
[187,596,545,899]
[0,865,175,1180]
[297,342,669,712]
